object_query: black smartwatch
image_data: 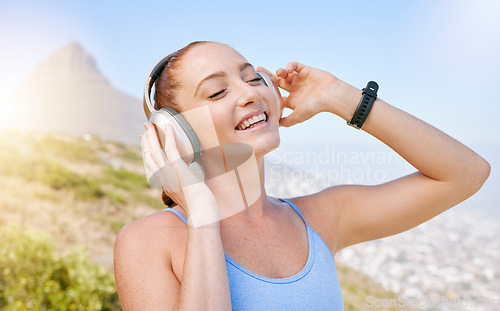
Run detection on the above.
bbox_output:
[347,81,379,129]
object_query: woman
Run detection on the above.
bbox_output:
[114,41,490,310]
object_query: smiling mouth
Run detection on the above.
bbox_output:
[235,112,268,131]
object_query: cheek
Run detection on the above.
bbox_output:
[208,105,234,141]
[176,103,224,150]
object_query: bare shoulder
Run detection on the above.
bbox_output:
[283,185,352,253]
[116,211,186,249]
[286,184,348,220]
[114,209,188,308]
[114,209,188,265]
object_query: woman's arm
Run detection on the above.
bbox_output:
[177,218,231,310]
[261,63,490,253]
[326,83,490,250]
[114,123,231,310]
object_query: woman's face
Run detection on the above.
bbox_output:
[175,43,281,157]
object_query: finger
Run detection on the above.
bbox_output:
[283,71,295,85]
[281,96,291,109]
[160,124,201,186]
[276,68,296,88]
[281,95,295,111]
[276,68,289,79]
[143,130,181,191]
[141,133,162,184]
[286,62,307,73]
[273,75,291,91]
[141,134,158,170]
[256,67,279,81]
[141,133,151,161]
[144,123,167,169]
[279,112,302,127]
[142,140,162,189]
[140,133,145,151]
[163,123,181,163]
[143,125,201,193]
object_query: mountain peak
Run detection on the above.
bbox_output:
[2,41,144,145]
[26,41,109,84]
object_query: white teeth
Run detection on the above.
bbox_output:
[237,112,267,130]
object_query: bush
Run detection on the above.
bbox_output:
[34,160,105,201]
[0,226,120,311]
[101,167,148,191]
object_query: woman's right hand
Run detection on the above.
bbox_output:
[141,122,219,227]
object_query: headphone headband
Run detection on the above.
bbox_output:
[143,53,176,120]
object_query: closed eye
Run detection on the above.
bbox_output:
[209,76,261,99]
[248,76,263,85]
[209,89,226,99]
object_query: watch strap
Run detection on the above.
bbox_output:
[347,81,379,130]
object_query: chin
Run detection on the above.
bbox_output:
[251,134,280,158]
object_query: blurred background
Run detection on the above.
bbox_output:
[0,0,498,310]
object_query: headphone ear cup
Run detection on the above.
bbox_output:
[149,108,201,164]
[257,72,283,119]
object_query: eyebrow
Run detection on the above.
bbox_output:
[194,62,254,97]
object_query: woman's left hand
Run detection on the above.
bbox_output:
[258,62,340,127]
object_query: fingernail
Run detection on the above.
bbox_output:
[144,122,148,129]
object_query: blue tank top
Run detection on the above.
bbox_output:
[164,198,344,310]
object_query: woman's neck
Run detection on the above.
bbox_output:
[198,145,272,223]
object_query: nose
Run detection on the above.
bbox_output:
[236,80,260,107]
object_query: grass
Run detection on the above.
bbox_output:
[37,159,105,200]
[30,134,100,162]
[102,189,127,205]
[2,156,105,201]
[0,130,160,207]
[100,167,148,191]
[0,129,161,267]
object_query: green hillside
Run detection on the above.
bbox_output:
[0,129,411,310]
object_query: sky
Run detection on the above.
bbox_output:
[0,0,499,146]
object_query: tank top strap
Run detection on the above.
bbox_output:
[278,198,308,224]
[163,208,188,224]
